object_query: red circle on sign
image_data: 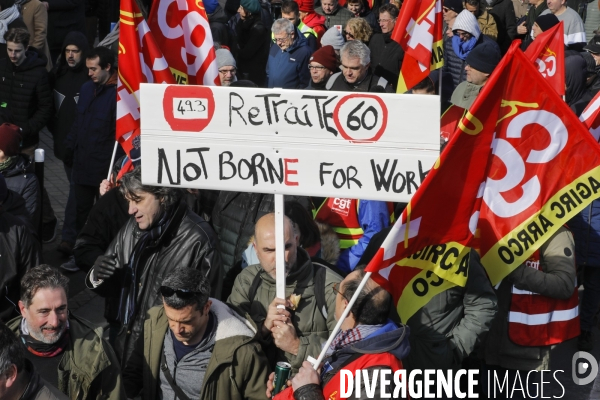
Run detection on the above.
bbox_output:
[163,85,215,132]
[333,94,388,142]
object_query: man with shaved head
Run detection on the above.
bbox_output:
[228,213,342,373]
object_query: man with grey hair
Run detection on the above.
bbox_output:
[85,166,222,365]
[215,48,237,86]
[7,265,124,399]
[228,213,342,373]
[0,322,67,399]
[123,267,269,399]
[266,18,313,89]
[327,40,394,92]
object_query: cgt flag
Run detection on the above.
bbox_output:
[391,0,443,93]
[580,90,600,141]
[117,0,176,176]
[366,42,600,321]
[524,22,564,96]
[148,0,219,85]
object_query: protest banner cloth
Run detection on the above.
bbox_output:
[392,0,444,93]
[147,0,219,86]
[365,42,600,323]
[524,22,565,96]
[117,0,175,177]
[139,85,440,203]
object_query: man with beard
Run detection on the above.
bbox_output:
[7,265,124,399]
[48,31,89,265]
[228,213,342,373]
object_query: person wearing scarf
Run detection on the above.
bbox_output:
[85,166,222,365]
[0,0,27,58]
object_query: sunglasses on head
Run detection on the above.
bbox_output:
[159,286,198,299]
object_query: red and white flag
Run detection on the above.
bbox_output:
[117,0,176,175]
[391,0,443,93]
[366,42,600,306]
[580,91,600,141]
[148,0,219,86]
[524,22,565,96]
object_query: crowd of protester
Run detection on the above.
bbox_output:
[0,0,599,397]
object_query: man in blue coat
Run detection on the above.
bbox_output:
[267,18,313,89]
[64,46,119,237]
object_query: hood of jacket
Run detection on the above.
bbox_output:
[55,31,90,76]
[452,10,481,40]
[14,48,47,72]
[566,54,588,106]
[1,154,33,178]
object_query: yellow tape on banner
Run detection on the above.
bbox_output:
[396,242,471,287]
[482,166,600,285]
[397,268,457,323]
[430,39,444,70]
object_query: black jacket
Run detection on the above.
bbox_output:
[46,0,86,55]
[0,210,41,322]
[0,48,52,148]
[235,15,270,86]
[48,31,90,160]
[1,155,40,228]
[368,32,404,89]
[485,0,517,53]
[85,201,222,363]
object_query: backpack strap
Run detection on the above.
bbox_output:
[247,271,264,307]
[326,72,342,90]
[160,351,192,400]
[312,262,328,320]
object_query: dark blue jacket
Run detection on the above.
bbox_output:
[65,72,118,187]
[569,199,600,267]
[266,27,313,89]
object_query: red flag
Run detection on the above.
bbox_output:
[117,0,175,173]
[391,0,443,93]
[580,90,600,141]
[147,0,219,85]
[524,22,565,96]
[367,42,600,306]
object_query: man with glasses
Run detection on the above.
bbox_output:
[228,213,342,373]
[328,40,393,92]
[307,45,339,90]
[267,18,313,89]
[215,48,237,86]
[280,0,319,51]
[367,3,404,89]
[123,267,269,399]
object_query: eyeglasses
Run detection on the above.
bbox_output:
[219,68,237,75]
[273,34,291,44]
[159,286,199,299]
[455,30,472,40]
[308,65,326,70]
[332,282,348,301]
[343,30,355,39]
[442,6,450,12]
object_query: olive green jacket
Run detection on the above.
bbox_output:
[227,248,341,372]
[122,300,270,400]
[8,314,124,400]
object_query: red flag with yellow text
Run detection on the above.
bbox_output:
[391,0,443,93]
[147,0,219,85]
[524,22,564,96]
[366,42,600,321]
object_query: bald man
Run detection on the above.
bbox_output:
[227,213,342,373]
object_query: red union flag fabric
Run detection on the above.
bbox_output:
[524,22,564,96]
[117,0,175,169]
[367,43,600,312]
[148,0,219,85]
[391,0,443,93]
[580,90,600,141]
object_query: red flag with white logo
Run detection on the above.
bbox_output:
[117,0,176,174]
[147,0,219,86]
[580,90,600,141]
[524,22,564,96]
[366,42,600,302]
[391,0,443,93]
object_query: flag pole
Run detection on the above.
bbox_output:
[107,141,119,181]
[312,271,373,369]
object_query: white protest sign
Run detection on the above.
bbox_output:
[140,84,440,202]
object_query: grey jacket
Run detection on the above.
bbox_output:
[404,250,498,371]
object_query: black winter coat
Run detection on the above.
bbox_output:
[0,210,41,322]
[65,74,118,186]
[368,32,404,89]
[46,0,86,56]
[235,15,270,86]
[485,0,517,53]
[1,155,40,228]
[0,49,52,148]
[85,201,222,364]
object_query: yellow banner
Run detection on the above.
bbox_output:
[430,38,444,70]
[397,268,457,323]
[482,166,600,285]
[170,67,188,85]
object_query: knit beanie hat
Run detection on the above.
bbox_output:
[309,45,339,71]
[0,123,21,157]
[535,14,559,32]
[452,9,481,41]
[295,0,314,13]
[216,48,236,69]
[444,0,463,13]
[240,0,261,14]
[321,27,345,50]
[466,41,501,74]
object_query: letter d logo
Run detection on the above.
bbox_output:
[572,351,599,385]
